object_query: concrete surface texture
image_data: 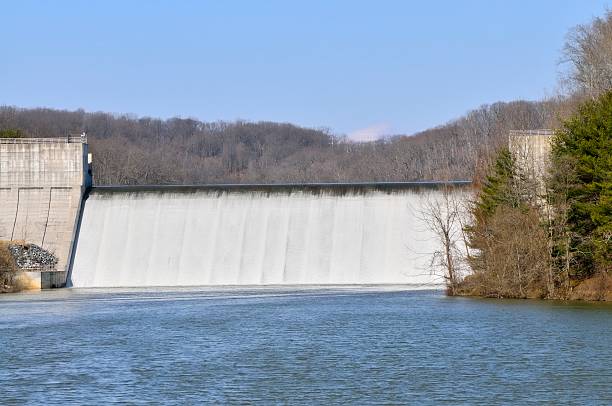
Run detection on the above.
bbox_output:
[0,138,89,273]
[509,129,554,185]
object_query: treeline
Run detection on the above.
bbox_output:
[439,11,612,300]
[455,93,611,300]
[0,99,561,185]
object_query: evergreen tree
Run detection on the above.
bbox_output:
[474,147,521,216]
[464,147,551,298]
[551,91,612,276]
[0,129,25,138]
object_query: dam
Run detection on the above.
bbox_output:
[70,184,469,287]
[1,137,471,289]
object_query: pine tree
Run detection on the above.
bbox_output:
[463,148,550,298]
[551,91,612,276]
[475,147,520,216]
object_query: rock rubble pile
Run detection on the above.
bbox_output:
[8,244,58,270]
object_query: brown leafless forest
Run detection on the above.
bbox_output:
[0,98,566,185]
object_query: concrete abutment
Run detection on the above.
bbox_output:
[0,137,90,288]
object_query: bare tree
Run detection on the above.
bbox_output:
[466,206,551,299]
[419,187,471,295]
[562,10,612,97]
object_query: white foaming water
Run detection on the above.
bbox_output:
[70,188,446,287]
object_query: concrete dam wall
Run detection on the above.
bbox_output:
[70,184,467,288]
[0,137,90,286]
[0,138,471,289]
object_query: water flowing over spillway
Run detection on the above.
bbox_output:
[70,186,455,287]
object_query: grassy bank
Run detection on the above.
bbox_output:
[453,273,612,302]
[568,274,612,302]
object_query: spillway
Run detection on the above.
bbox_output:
[70,184,467,287]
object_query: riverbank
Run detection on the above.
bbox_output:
[568,274,612,301]
[454,273,612,302]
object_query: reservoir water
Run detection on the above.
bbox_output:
[1,287,611,404]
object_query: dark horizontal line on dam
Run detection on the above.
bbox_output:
[89,181,473,195]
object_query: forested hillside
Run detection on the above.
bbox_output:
[0,99,562,185]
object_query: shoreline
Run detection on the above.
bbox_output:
[452,273,612,302]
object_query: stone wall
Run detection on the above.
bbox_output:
[0,138,89,277]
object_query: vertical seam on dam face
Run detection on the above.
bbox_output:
[41,187,53,248]
[281,205,293,284]
[236,195,252,284]
[11,188,20,241]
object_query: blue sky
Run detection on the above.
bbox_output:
[1,1,609,140]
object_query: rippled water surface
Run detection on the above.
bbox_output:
[1,287,611,404]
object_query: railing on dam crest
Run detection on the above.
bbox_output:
[0,135,87,144]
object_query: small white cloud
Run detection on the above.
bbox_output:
[348,123,391,142]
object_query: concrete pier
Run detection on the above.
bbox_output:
[0,137,90,288]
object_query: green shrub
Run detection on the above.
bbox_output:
[0,242,17,289]
[0,129,25,138]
